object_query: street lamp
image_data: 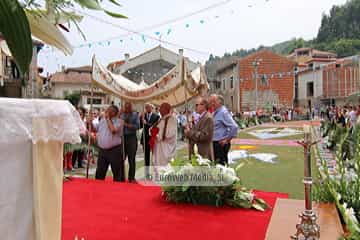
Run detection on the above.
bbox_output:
[252,58,262,111]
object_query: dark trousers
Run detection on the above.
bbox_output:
[124,134,138,181]
[95,145,124,182]
[143,138,151,178]
[213,141,231,165]
[72,149,84,168]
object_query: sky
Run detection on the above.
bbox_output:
[38,0,348,75]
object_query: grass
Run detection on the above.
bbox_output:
[230,145,305,199]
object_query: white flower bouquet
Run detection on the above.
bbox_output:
[160,146,269,211]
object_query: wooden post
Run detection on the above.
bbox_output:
[86,85,94,179]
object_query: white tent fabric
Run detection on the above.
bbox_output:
[92,55,208,107]
[0,98,84,240]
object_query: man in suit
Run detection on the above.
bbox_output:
[140,103,160,179]
[184,97,214,160]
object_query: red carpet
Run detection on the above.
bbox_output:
[62,178,288,240]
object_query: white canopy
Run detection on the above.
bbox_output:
[91,54,208,107]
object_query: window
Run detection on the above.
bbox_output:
[307,82,314,97]
[261,74,269,86]
[230,76,234,89]
[214,81,221,89]
[223,79,226,90]
[87,98,102,105]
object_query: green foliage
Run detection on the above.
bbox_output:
[315,121,360,238]
[315,39,360,58]
[161,155,269,211]
[0,0,33,75]
[64,91,81,106]
[234,116,262,129]
[0,0,127,75]
[317,0,360,43]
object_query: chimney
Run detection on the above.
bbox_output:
[61,65,66,72]
[124,53,130,62]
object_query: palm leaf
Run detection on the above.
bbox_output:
[74,0,102,10]
[108,0,122,7]
[104,10,128,19]
[0,0,33,75]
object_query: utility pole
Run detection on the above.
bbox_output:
[252,58,261,111]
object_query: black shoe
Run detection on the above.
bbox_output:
[129,179,138,184]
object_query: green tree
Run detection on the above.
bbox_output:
[64,91,81,107]
[0,0,127,75]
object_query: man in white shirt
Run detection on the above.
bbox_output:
[94,105,124,182]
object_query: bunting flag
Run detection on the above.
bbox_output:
[39,1,272,58]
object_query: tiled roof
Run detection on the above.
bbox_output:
[50,66,91,84]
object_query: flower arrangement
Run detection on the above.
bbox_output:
[315,121,360,239]
[160,145,269,211]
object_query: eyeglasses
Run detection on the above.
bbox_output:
[195,103,204,107]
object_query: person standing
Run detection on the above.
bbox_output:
[140,103,160,179]
[151,103,177,166]
[94,105,124,182]
[121,102,140,183]
[209,94,238,165]
[184,97,214,160]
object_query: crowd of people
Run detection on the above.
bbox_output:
[321,105,360,128]
[65,94,238,183]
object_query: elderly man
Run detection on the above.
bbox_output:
[140,103,160,178]
[94,105,124,181]
[152,103,177,166]
[184,97,214,160]
[121,102,140,183]
[209,94,238,165]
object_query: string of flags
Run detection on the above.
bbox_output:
[41,0,272,55]
[39,0,273,71]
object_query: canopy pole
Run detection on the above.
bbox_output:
[142,103,147,179]
[179,50,191,161]
[86,84,94,179]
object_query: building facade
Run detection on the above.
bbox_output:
[108,45,198,86]
[297,69,323,109]
[296,54,360,108]
[0,39,43,98]
[214,61,240,113]
[239,50,296,111]
[48,66,109,109]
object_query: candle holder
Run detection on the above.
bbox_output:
[291,125,320,240]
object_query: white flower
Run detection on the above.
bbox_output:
[194,144,199,155]
[336,193,342,201]
[196,155,211,166]
[345,207,360,231]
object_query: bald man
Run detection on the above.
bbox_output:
[152,103,177,166]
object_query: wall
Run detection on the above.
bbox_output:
[239,50,295,111]
[51,83,90,99]
[297,70,323,108]
[216,64,240,113]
